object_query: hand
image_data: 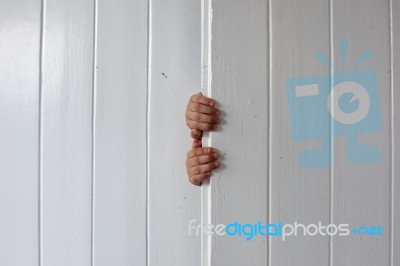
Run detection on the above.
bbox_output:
[186,147,220,186]
[185,92,220,143]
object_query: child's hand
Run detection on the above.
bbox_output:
[185,92,220,141]
[186,147,220,186]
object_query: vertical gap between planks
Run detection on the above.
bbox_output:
[206,0,212,263]
[267,0,272,265]
[146,0,152,265]
[200,0,205,264]
[389,0,394,265]
[90,0,99,265]
[329,0,334,265]
[201,0,213,264]
[38,0,46,264]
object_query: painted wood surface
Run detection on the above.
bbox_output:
[269,1,330,265]
[0,0,399,265]
[202,0,269,264]
[147,1,202,265]
[92,0,148,265]
[331,1,391,265]
[205,0,399,266]
[40,0,94,265]
[0,1,41,265]
[392,1,400,265]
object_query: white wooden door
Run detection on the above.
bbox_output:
[203,0,400,265]
[0,0,201,265]
[1,0,399,265]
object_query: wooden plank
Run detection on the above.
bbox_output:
[40,0,94,264]
[202,0,269,264]
[148,0,202,265]
[93,0,148,265]
[269,0,330,265]
[392,0,400,265]
[0,1,41,265]
[331,0,391,265]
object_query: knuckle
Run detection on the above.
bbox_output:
[192,175,200,183]
[199,149,206,156]
[210,161,218,169]
[194,166,201,174]
[193,113,201,121]
[189,175,200,186]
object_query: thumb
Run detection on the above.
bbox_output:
[192,139,202,148]
[191,129,202,140]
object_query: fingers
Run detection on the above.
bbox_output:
[186,147,220,186]
[186,93,222,186]
[189,172,211,186]
[190,92,215,106]
[187,152,219,167]
[187,161,219,182]
[186,110,220,124]
[191,129,202,140]
[192,139,202,148]
[186,118,218,131]
[186,92,221,132]
[187,147,214,158]
[188,102,220,115]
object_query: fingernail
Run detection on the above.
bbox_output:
[214,162,219,167]
[207,148,212,153]
[209,101,214,106]
[213,153,218,159]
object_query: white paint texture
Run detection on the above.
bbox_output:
[0,1,41,265]
[40,0,95,264]
[331,1,391,265]
[202,0,268,265]
[93,0,148,265]
[0,0,399,265]
[148,0,202,265]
